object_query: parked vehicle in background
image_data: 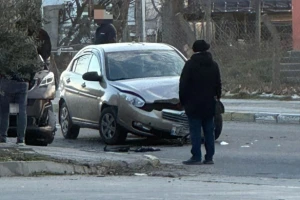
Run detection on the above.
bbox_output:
[58,43,223,145]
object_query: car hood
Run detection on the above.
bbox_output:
[109,77,180,103]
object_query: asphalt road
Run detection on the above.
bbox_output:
[0,175,300,200]
[51,121,300,179]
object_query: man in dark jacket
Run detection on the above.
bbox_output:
[179,40,222,165]
[94,23,117,44]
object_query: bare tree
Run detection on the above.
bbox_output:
[159,0,196,56]
[58,0,132,47]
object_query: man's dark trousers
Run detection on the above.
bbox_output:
[0,78,28,142]
[187,116,215,161]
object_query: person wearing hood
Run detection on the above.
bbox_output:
[179,40,222,165]
[94,22,117,44]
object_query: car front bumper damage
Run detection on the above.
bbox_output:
[117,99,189,138]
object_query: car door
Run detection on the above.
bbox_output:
[79,52,105,124]
[64,54,91,121]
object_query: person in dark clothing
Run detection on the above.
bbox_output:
[0,24,46,146]
[179,40,222,165]
[95,23,117,44]
[37,28,52,62]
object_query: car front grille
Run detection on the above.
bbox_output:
[162,109,189,128]
[142,103,183,112]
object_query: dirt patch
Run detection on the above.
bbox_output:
[0,148,50,162]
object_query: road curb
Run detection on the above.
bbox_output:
[0,155,161,177]
[224,111,300,124]
[52,104,300,125]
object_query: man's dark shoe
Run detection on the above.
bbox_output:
[16,139,26,146]
[203,160,214,164]
[182,158,202,165]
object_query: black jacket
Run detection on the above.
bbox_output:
[95,24,117,44]
[37,28,52,61]
[179,52,222,118]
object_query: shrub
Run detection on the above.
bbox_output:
[0,0,42,80]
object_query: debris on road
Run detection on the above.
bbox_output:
[134,173,148,176]
[220,141,229,145]
[241,145,250,148]
[103,145,161,153]
[104,145,130,152]
[134,147,160,152]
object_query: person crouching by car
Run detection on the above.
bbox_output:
[179,40,222,165]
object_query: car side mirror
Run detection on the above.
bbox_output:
[82,71,102,82]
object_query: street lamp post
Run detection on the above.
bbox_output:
[142,0,146,42]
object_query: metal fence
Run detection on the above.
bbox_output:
[155,3,298,96]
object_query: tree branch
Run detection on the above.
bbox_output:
[151,0,161,15]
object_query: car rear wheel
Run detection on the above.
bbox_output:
[214,114,223,140]
[60,102,80,139]
[99,107,128,145]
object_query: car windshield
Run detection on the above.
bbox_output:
[105,50,185,81]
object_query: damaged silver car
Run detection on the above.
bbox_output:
[58,43,223,144]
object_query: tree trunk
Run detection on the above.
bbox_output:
[161,0,195,56]
[112,0,131,42]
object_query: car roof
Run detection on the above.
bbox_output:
[85,42,175,53]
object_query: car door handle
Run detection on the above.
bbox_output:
[66,78,70,83]
[81,82,86,88]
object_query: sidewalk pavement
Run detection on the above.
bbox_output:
[52,96,300,124]
[0,144,162,177]
[222,99,300,124]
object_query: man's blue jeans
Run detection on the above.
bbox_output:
[187,116,215,161]
[0,78,28,142]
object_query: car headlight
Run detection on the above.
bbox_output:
[39,72,54,87]
[120,93,145,108]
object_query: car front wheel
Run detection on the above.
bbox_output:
[99,107,128,145]
[60,102,80,139]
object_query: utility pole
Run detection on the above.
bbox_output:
[142,0,146,42]
[255,0,262,45]
[205,0,212,43]
[136,0,146,42]
[135,0,142,41]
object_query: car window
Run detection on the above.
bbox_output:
[88,55,101,75]
[105,50,185,81]
[74,54,92,75]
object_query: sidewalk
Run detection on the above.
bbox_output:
[0,144,161,177]
[222,99,300,124]
[52,95,300,124]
